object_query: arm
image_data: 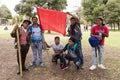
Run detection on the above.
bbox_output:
[66,12,80,24]
[10,25,19,38]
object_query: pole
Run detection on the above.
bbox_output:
[16,29,23,77]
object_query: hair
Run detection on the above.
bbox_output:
[54,36,60,40]
[32,16,38,20]
[97,18,105,26]
[70,17,76,21]
[69,37,76,43]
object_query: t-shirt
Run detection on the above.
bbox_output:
[91,25,109,45]
[28,25,42,41]
[68,24,82,42]
[51,43,64,53]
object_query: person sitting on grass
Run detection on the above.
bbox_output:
[60,37,83,70]
[46,36,64,64]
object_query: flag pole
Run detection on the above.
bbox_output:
[16,25,23,77]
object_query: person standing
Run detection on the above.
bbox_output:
[28,16,44,67]
[11,20,31,74]
[89,18,109,70]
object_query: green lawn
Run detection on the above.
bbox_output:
[0,29,120,49]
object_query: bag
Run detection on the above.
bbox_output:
[88,36,101,47]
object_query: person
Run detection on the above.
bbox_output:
[65,12,84,67]
[10,20,31,74]
[60,37,83,70]
[45,36,64,64]
[27,16,44,67]
[89,18,109,70]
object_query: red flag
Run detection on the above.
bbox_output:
[37,8,66,35]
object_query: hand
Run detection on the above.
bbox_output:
[66,12,71,15]
[99,30,104,34]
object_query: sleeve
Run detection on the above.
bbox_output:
[10,32,16,38]
[104,26,109,34]
[91,26,95,34]
[63,44,68,52]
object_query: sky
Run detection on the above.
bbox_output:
[0,0,82,16]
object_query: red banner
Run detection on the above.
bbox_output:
[37,8,66,35]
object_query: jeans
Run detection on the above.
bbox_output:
[31,41,43,64]
[91,45,104,65]
[78,40,84,65]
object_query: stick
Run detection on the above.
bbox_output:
[16,29,23,77]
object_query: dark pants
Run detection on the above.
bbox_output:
[78,40,84,66]
[17,44,30,69]
[52,54,64,64]
[61,54,80,66]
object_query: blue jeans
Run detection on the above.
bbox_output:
[31,41,43,64]
[91,45,104,65]
[78,40,84,65]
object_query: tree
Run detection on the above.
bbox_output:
[0,5,12,19]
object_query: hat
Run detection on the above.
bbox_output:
[23,20,31,25]
[88,36,101,47]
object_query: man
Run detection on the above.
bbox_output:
[11,20,31,74]
[28,16,44,67]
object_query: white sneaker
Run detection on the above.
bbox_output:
[89,65,96,70]
[98,64,106,69]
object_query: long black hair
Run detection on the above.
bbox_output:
[97,18,105,26]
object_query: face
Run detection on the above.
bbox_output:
[96,19,102,26]
[32,17,38,24]
[55,38,60,45]
[70,19,76,25]
[23,22,29,29]
[68,39,74,46]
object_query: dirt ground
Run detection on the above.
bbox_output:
[0,35,120,80]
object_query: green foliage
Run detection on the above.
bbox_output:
[14,0,67,18]
[82,0,120,26]
[0,5,12,19]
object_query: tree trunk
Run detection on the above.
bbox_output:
[117,22,120,30]
[114,23,115,31]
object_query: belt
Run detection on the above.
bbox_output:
[32,40,42,43]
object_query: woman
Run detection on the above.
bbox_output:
[89,18,109,70]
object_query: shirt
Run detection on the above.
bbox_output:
[28,25,42,41]
[91,25,109,45]
[51,43,64,53]
[68,24,82,42]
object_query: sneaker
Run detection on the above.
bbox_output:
[61,65,68,70]
[39,63,44,67]
[77,66,80,70]
[89,65,96,70]
[30,62,36,67]
[98,64,106,69]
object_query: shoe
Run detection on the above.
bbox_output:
[39,63,44,67]
[98,64,106,69]
[89,65,96,70]
[30,62,36,67]
[22,67,29,71]
[61,65,68,70]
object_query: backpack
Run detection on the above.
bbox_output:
[66,43,78,58]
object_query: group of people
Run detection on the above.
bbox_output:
[11,12,109,75]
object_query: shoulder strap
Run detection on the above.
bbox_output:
[73,43,78,52]
[67,43,78,52]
